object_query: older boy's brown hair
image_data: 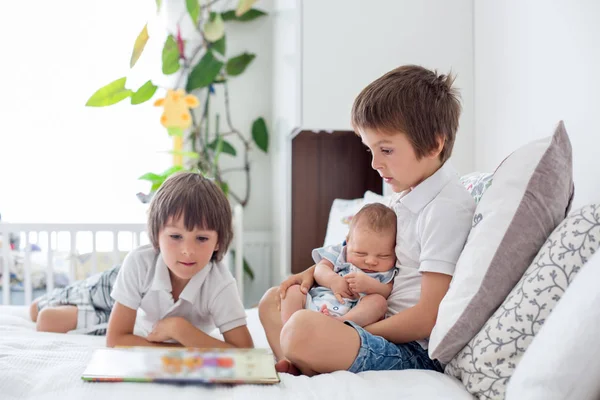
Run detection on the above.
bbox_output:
[351,64,461,163]
[348,203,397,238]
[147,172,233,262]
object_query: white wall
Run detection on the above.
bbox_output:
[300,0,476,177]
[474,0,600,209]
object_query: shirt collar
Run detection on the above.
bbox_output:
[151,255,172,292]
[150,254,213,304]
[391,162,458,214]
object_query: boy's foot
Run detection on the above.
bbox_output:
[275,359,301,376]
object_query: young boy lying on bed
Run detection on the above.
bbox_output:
[281,203,398,328]
[29,172,253,349]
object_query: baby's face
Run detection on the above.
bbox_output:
[346,225,396,273]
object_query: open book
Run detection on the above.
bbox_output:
[82,347,280,385]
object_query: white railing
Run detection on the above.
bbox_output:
[0,205,245,306]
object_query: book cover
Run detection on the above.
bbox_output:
[82,347,280,385]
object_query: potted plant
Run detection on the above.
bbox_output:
[85,0,269,280]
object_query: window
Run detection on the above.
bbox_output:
[0,1,172,223]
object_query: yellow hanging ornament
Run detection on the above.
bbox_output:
[154,89,199,166]
[154,89,199,129]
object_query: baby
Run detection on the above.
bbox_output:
[281,202,397,327]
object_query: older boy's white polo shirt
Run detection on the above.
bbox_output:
[386,162,475,348]
[111,244,246,338]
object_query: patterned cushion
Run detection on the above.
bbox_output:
[445,203,600,399]
[460,172,493,204]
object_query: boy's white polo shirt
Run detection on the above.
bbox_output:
[386,162,475,347]
[111,244,246,338]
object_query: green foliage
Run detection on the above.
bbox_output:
[221,9,267,22]
[186,51,224,91]
[162,35,180,75]
[85,2,271,280]
[251,117,269,152]
[226,52,255,76]
[131,80,157,105]
[86,77,132,107]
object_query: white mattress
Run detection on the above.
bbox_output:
[0,306,473,400]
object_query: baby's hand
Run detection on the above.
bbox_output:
[330,278,355,304]
[345,272,375,294]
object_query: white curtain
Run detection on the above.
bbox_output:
[0,1,173,223]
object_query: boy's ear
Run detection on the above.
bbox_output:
[429,135,445,158]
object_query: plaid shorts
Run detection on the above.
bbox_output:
[36,265,120,335]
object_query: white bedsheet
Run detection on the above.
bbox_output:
[0,306,473,400]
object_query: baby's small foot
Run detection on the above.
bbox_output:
[319,304,331,316]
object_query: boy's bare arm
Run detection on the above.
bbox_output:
[368,281,393,298]
[106,302,179,348]
[364,272,451,343]
[166,318,254,348]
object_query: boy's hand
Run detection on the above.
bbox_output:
[330,277,355,303]
[147,317,184,343]
[279,265,315,300]
[345,272,376,294]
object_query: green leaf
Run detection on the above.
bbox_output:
[243,257,255,280]
[226,52,255,76]
[221,9,267,21]
[162,35,180,75]
[138,172,162,182]
[86,77,132,107]
[235,0,257,17]
[204,13,225,42]
[186,0,199,24]
[218,181,229,197]
[167,127,184,137]
[208,139,236,156]
[230,250,255,280]
[131,80,157,105]
[155,0,162,12]
[151,181,164,192]
[186,51,224,91]
[130,24,149,68]
[168,150,200,160]
[161,165,185,177]
[212,35,226,56]
[251,117,269,152]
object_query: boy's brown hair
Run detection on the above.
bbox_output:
[351,64,461,163]
[147,172,233,262]
[348,203,397,238]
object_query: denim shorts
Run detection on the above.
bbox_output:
[345,321,443,373]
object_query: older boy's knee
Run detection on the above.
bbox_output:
[258,287,279,322]
[280,310,314,357]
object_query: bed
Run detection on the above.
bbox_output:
[0,306,472,400]
[0,208,473,399]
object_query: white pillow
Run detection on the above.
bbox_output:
[429,121,574,364]
[323,197,364,247]
[506,249,600,400]
[363,190,392,206]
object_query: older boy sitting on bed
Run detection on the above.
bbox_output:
[259,64,476,375]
